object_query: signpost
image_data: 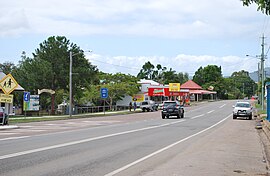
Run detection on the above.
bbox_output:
[0,74,18,125]
[100,88,108,114]
[23,93,39,111]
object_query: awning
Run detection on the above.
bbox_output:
[189,89,216,94]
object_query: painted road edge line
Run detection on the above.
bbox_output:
[104,114,231,176]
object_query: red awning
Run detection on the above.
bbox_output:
[148,87,189,96]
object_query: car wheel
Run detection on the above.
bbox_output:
[233,115,237,119]
[249,114,252,120]
[181,113,184,118]
[142,108,145,112]
[177,113,180,119]
[162,114,165,119]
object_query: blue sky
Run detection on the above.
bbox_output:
[0,0,268,77]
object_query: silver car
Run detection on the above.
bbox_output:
[233,101,253,120]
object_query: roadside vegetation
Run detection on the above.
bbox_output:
[0,36,260,116]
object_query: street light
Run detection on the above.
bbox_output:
[69,50,92,118]
[246,54,265,110]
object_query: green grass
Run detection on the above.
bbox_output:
[254,103,267,116]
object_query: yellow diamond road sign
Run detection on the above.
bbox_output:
[0,74,19,95]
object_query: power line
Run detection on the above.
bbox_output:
[89,58,141,71]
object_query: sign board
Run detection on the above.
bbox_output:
[132,94,144,102]
[23,92,30,102]
[0,74,19,95]
[100,88,108,98]
[148,88,187,96]
[169,83,180,92]
[0,93,13,103]
[148,88,166,96]
[24,95,40,111]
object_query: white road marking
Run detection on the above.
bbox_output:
[0,133,18,136]
[191,114,204,119]
[0,120,186,160]
[0,136,30,141]
[207,110,215,114]
[104,114,231,176]
[219,104,226,108]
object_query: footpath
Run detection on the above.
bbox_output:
[0,109,139,130]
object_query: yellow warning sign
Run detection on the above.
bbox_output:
[0,93,13,103]
[0,74,19,95]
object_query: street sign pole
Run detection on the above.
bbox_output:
[100,88,108,115]
[104,99,105,115]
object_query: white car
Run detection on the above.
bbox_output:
[140,100,158,112]
[233,101,253,120]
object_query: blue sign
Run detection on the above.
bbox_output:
[23,92,30,102]
[100,88,108,98]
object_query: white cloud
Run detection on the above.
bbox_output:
[86,53,258,77]
[0,0,264,39]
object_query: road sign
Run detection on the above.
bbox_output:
[0,74,19,95]
[100,88,108,98]
[24,92,30,102]
[0,93,13,103]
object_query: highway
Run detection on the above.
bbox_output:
[0,100,267,176]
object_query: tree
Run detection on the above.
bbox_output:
[80,72,140,109]
[242,0,270,15]
[230,70,256,98]
[137,61,155,80]
[0,62,16,74]
[193,65,223,85]
[193,65,225,98]
[137,61,189,84]
[14,36,99,113]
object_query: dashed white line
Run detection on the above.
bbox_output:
[104,114,231,176]
[0,119,186,160]
[191,114,204,119]
[219,104,226,108]
[0,136,30,141]
[207,110,215,114]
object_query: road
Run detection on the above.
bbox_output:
[0,100,268,176]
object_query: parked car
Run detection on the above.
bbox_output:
[232,101,253,120]
[140,100,158,112]
[0,107,8,125]
[161,101,184,119]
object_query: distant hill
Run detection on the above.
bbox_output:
[249,67,270,82]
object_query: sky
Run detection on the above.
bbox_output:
[0,0,269,77]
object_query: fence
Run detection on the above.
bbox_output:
[57,105,130,115]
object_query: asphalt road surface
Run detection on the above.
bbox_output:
[0,100,268,176]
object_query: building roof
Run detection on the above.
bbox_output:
[138,79,161,86]
[181,80,202,90]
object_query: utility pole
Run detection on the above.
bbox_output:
[261,34,265,111]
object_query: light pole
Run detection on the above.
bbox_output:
[69,50,92,118]
[246,54,266,110]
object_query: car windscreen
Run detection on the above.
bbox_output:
[164,102,176,107]
[141,102,148,105]
[236,103,250,108]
